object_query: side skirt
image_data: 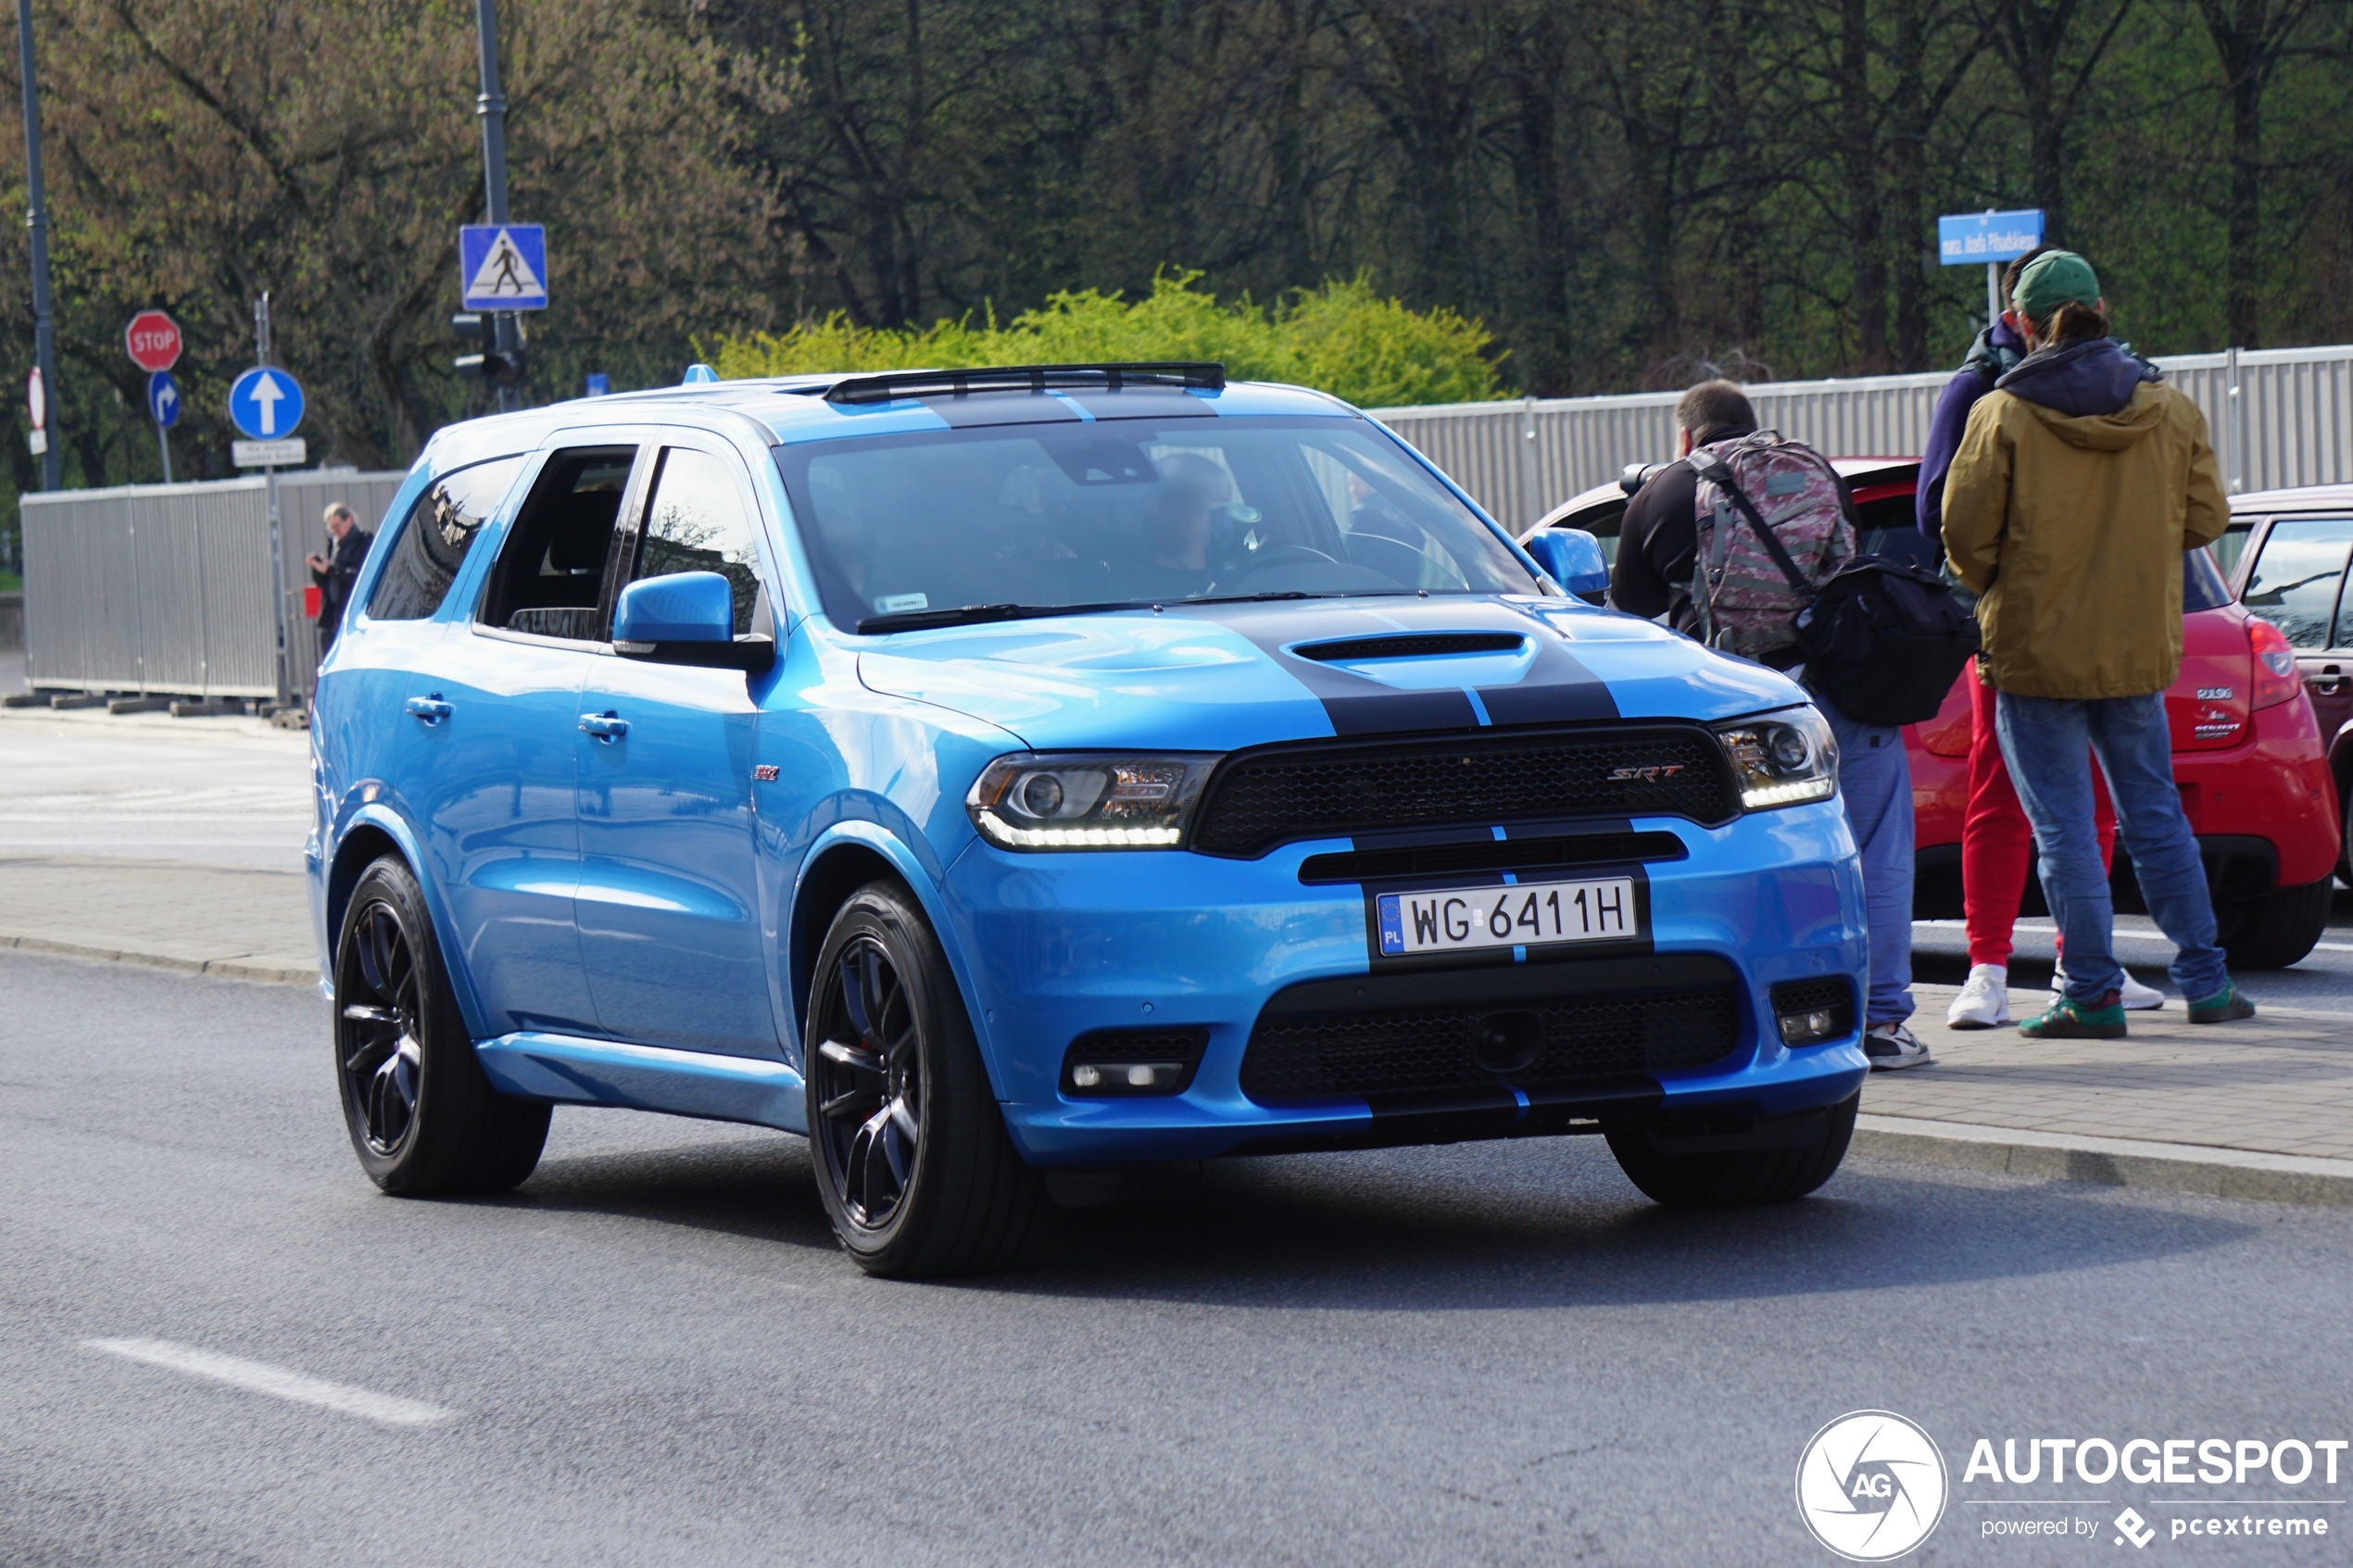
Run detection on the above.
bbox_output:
[475,1032,808,1135]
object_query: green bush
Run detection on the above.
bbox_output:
[709,271,1507,408]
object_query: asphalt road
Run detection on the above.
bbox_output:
[5,948,2349,1567]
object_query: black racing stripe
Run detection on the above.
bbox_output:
[1171,600,1479,735]
[1476,630,1620,725]
[913,393,1081,428]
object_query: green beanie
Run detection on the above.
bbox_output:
[2013,250,2101,323]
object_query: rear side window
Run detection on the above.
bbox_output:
[366,456,527,621]
[2240,516,2353,648]
[2183,548,2233,613]
[479,447,639,641]
[633,447,765,635]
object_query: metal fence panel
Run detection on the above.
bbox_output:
[1373,345,2353,530]
[21,469,408,698]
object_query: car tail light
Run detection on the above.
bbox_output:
[2248,619,2303,709]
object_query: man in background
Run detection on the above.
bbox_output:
[307,502,372,663]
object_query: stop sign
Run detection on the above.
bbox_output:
[124,309,182,372]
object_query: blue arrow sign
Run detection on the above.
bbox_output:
[228,366,305,440]
[1938,208,2045,266]
[459,223,549,311]
[147,370,181,429]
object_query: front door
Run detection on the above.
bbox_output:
[2238,514,2353,744]
[575,440,778,1056]
[394,445,639,1038]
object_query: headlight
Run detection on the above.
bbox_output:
[968,753,1221,849]
[1712,707,1838,810]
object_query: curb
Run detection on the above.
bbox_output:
[0,932,316,988]
[1852,1113,2353,1208]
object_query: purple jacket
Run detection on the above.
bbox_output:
[1915,319,2028,541]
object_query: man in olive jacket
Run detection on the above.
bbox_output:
[1942,250,2249,1037]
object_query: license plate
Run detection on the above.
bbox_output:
[1375,878,1639,957]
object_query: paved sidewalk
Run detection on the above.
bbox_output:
[0,855,314,985]
[4,851,2349,1203]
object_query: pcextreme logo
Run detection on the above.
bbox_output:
[1796,1411,1951,1562]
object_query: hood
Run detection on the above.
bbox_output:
[855,596,1806,753]
[1994,337,2160,418]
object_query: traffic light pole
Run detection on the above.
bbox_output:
[474,0,519,415]
[17,0,60,490]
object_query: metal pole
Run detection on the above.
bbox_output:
[256,294,290,705]
[155,424,172,483]
[1985,261,2000,339]
[17,0,59,491]
[474,0,519,415]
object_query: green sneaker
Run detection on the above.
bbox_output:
[2187,982,2257,1024]
[2019,990,2127,1039]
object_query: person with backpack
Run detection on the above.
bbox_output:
[1942,250,2253,1039]
[1917,247,2158,1029]
[1614,380,1930,1070]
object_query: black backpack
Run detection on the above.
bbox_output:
[1694,457,1981,726]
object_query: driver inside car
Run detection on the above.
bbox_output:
[1134,452,1232,598]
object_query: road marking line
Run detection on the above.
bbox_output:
[83,1338,456,1426]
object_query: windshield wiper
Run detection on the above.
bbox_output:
[1181,590,1416,606]
[855,599,1142,634]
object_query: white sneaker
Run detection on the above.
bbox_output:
[1945,964,2010,1030]
[2053,963,2165,1011]
[1864,1022,1932,1071]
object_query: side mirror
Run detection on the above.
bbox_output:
[1524,528,1611,605]
[613,571,775,672]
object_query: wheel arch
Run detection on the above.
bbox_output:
[326,806,487,1037]
[786,827,999,1093]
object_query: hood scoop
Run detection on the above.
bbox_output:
[1292,632,1525,662]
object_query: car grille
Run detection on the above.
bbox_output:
[1189,725,1738,858]
[1237,955,1745,1103]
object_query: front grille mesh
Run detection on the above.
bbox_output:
[1239,985,1742,1102]
[1191,727,1737,857]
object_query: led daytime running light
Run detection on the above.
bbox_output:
[1742,776,1836,809]
[975,810,1184,848]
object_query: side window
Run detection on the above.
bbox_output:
[478,447,639,641]
[2239,517,2353,649]
[634,447,764,636]
[367,456,528,621]
[2208,517,2257,583]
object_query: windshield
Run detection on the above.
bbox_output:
[773,416,1540,629]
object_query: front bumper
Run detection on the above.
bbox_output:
[937,801,1871,1166]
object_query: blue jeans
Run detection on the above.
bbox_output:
[1821,696,1914,1026]
[1994,690,2228,1005]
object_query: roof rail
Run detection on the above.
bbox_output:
[817,361,1226,406]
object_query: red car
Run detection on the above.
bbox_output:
[1529,458,2342,968]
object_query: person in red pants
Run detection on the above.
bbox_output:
[1919,248,2166,1028]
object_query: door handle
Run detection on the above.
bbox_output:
[579,712,630,740]
[404,695,452,723]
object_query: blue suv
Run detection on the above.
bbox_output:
[311,362,1869,1276]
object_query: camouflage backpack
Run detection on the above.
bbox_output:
[1685,431,1855,660]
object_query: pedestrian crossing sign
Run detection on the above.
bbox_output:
[459,224,549,311]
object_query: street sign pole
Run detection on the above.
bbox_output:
[255,294,289,706]
[17,0,60,490]
[474,0,519,415]
[156,420,172,483]
[1987,263,2001,339]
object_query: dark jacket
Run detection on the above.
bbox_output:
[1914,320,2029,541]
[310,527,373,626]
[1611,429,1859,662]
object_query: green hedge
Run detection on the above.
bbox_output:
[709,271,1508,408]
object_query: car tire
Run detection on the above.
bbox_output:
[333,855,551,1196]
[1604,1094,1858,1208]
[2220,877,2334,970]
[805,881,1042,1278]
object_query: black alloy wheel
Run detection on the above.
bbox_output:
[805,883,1041,1277]
[333,856,550,1196]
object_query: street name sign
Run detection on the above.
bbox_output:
[233,438,306,468]
[125,309,183,372]
[147,370,181,428]
[229,366,305,440]
[1937,209,2045,265]
[459,224,549,311]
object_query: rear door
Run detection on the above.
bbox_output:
[573,436,777,1057]
[2236,513,2353,745]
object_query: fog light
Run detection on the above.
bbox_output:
[1768,979,1855,1047]
[1779,1008,1836,1045]
[1062,1028,1210,1097]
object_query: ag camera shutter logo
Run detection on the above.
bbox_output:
[1796,1411,1949,1561]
